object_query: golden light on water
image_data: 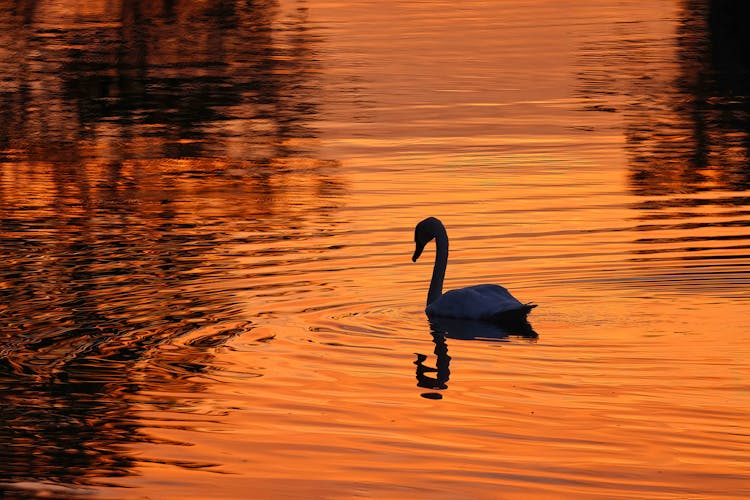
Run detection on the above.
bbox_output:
[0,0,749,498]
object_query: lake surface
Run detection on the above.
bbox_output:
[1,0,749,498]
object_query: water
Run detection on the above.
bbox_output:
[1,0,749,498]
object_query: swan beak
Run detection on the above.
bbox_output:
[412,244,424,262]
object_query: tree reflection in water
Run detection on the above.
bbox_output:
[624,2,749,293]
[575,0,750,295]
[627,1,749,194]
[0,0,340,494]
[578,1,749,195]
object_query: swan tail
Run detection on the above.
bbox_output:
[490,303,536,322]
[489,305,537,337]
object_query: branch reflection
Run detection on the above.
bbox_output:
[0,0,340,494]
[575,0,750,294]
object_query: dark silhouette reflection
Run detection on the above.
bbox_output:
[575,0,750,293]
[624,1,749,291]
[0,0,341,495]
[429,315,537,341]
[708,1,750,97]
[576,1,749,195]
[414,318,537,399]
[0,339,222,493]
[414,332,451,399]
[0,0,320,163]
[625,0,749,195]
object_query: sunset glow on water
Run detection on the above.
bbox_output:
[1,1,749,498]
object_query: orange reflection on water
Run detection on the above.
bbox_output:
[1,0,749,498]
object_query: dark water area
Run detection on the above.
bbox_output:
[0,0,320,160]
[1,1,340,494]
[0,1,749,498]
[577,0,750,196]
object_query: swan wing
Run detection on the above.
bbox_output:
[426,284,530,320]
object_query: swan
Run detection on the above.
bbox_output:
[412,217,536,322]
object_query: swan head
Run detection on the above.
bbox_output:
[412,216,443,262]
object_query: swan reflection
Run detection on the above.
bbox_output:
[429,315,537,341]
[415,317,537,399]
[414,332,451,397]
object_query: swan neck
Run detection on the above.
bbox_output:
[427,231,448,306]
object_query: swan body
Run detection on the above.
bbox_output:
[412,217,535,322]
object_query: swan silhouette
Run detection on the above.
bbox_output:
[412,217,536,323]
